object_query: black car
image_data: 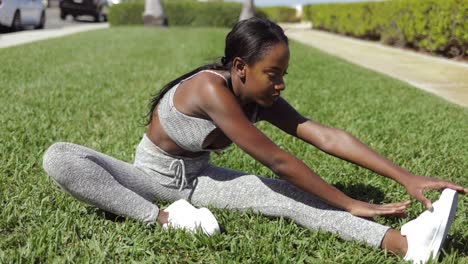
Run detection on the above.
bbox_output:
[59,0,110,22]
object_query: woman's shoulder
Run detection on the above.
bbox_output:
[174,70,235,118]
[185,70,232,99]
[195,70,230,88]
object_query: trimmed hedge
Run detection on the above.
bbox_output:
[259,6,300,23]
[109,0,255,28]
[303,0,468,57]
[108,1,145,25]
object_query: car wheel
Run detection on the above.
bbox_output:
[35,11,45,29]
[12,11,22,31]
[60,10,67,20]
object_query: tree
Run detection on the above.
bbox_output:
[239,0,254,21]
[143,0,168,26]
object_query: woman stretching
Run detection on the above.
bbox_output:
[43,17,466,264]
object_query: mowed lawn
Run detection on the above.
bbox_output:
[0,26,467,263]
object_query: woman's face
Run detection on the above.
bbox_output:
[244,42,289,107]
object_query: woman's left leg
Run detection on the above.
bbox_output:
[186,165,392,248]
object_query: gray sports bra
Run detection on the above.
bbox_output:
[157,70,261,152]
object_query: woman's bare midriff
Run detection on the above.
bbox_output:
[146,107,231,158]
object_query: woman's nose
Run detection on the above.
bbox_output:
[275,81,286,91]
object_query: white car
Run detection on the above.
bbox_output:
[0,0,46,31]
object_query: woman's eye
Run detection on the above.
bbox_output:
[267,71,287,81]
[268,73,280,78]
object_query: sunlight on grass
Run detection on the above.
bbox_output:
[0,26,466,263]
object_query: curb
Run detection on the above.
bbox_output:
[0,23,109,49]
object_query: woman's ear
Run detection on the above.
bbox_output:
[233,57,246,79]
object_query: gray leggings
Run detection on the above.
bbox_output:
[42,134,390,247]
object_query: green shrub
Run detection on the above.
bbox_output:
[163,1,242,27]
[260,6,300,23]
[108,1,145,26]
[109,0,248,28]
[303,0,468,57]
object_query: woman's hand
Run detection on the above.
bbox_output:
[348,200,411,218]
[403,174,468,210]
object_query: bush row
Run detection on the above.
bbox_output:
[303,0,468,57]
[108,0,244,28]
[259,6,300,23]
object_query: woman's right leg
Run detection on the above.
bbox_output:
[42,142,181,224]
[188,165,392,248]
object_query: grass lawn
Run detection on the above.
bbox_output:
[0,26,467,263]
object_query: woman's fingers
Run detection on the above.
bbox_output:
[414,179,467,210]
[433,180,467,193]
[414,188,433,210]
[380,201,411,208]
[374,206,406,217]
[373,203,408,214]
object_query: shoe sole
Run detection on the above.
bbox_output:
[428,189,458,259]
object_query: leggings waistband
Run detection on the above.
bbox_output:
[134,134,210,189]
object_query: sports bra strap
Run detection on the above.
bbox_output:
[177,70,229,87]
[203,70,229,86]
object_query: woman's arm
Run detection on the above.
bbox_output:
[199,84,408,217]
[261,97,467,209]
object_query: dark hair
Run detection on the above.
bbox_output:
[146,17,288,124]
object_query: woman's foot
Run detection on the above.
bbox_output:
[160,199,220,236]
[401,188,458,264]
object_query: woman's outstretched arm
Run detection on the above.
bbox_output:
[261,97,467,210]
[199,83,408,217]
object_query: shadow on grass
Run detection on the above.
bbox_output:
[91,207,230,234]
[334,182,386,204]
[93,208,127,223]
[440,232,468,259]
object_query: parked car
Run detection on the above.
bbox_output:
[59,0,120,22]
[0,0,46,31]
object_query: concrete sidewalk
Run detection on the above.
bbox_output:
[280,23,468,108]
[0,23,109,49]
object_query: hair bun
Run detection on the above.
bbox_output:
[221,56,227,65]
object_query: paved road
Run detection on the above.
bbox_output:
[0,5,100,34]
[0,4,108,49]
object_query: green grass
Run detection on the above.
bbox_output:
[0,26,467,263]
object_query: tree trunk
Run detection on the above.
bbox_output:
[239,0,254,21]
[143,0,167,27]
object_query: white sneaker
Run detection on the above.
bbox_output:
[198,207,221,236]
[162,199,220,236]
[402,188,458,264]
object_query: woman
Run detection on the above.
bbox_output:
[43,17,466,263]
